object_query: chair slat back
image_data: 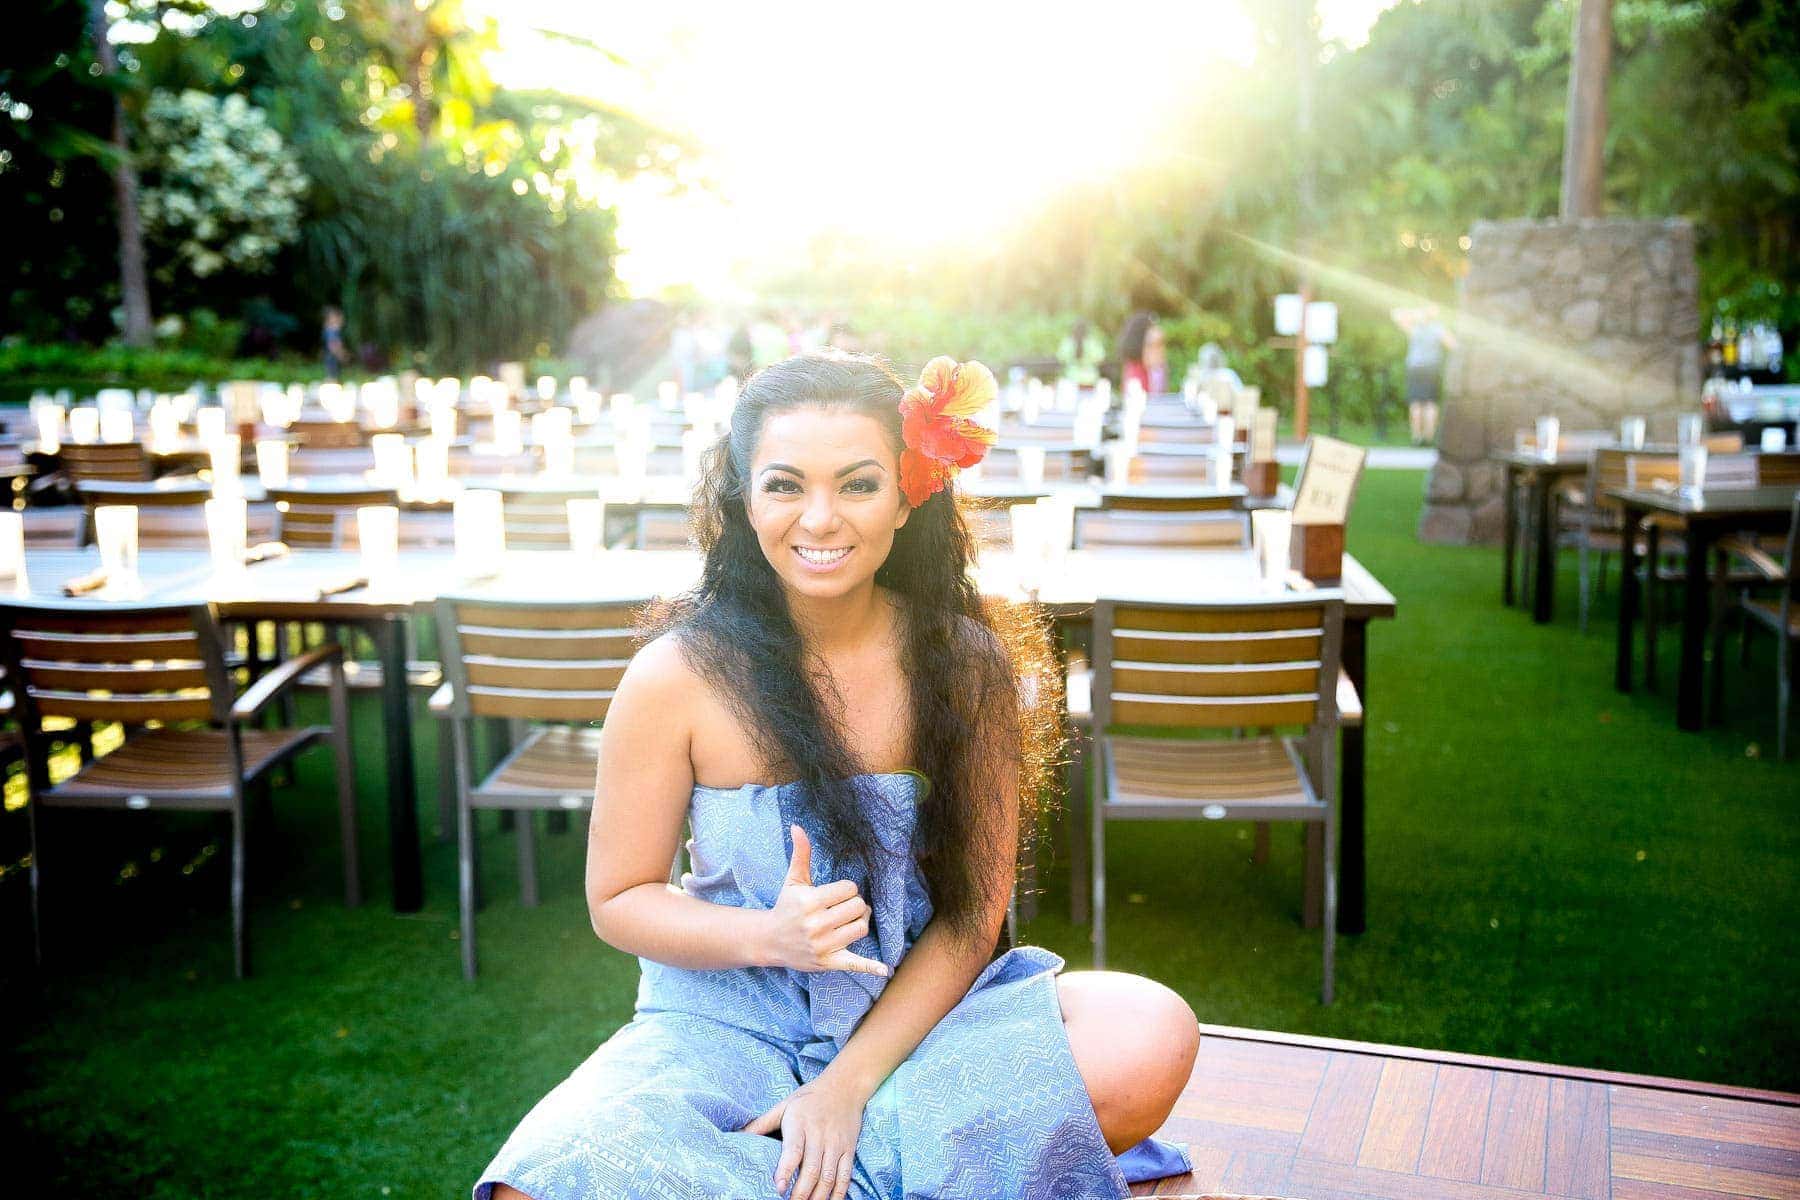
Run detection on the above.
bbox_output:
[1129,453,1225,485]
[636,509,693,550]
[1074,509,1248,550]
[291,419,368,450]
[0,603,228,727]
[1101,492,1239,513]
[288,447,377,476]
[1703,432,1745,453]
[269,486,401,548]
[61,443,151,483]
[437,598,642,722]
[501,489,595,548]
[1757,451,1800,487]
[1093,598,1341,731]
[1135,424,1216,446]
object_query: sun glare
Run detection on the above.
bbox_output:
[464,0,1389,294]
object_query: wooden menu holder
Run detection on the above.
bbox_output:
[1243,460,1280,498]
[1288,522,1345,583]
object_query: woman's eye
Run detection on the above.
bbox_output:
[842,477,879,495]
[762,478,800,494]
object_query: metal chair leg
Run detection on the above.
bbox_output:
[231,802,249,980]
[517,809,539,907]
[1089,744,1106,969]
[1779,628,1792,761]
[453,717,479,980]
[328,662,362,908]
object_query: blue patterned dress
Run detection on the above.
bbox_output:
[473,771,1194,1199]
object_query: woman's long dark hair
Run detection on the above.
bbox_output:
[642,350,1062,951]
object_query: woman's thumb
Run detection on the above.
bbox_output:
[784,823,812,885]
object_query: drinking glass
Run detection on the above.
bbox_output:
[1619,416,1647,450]
[1678,445,1708,497]
[356,505,400,582]
[453,490,504,577]
[205,496,248,574]
[1017,446,1047,488]
[255,439,290,488]
[1008,503,1045,594]
[94,505,139,578]
[567,498,606,557]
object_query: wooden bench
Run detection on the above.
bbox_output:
[1132,1024,1800,1198]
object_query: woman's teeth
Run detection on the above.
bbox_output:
[795,546,851,565]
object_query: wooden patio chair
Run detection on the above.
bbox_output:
[0,600,360,978]
[1101,492,1240,514]
[59,442,152,485]
[1074,508,1248,550]
[1758,451,1800,487]
[434,596,640,978]
[1087,595,1348,1004]
[1709,491,1800,758]
[635,508,694,550]
[1562,449,1679,633]
[1129,450,1232,485]
[74,479,278,550]
[500,487,599,549]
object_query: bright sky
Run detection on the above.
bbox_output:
[463,0,1402,297]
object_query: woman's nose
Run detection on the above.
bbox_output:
[798,487,841,534]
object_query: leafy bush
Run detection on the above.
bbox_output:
[0,341,323,405]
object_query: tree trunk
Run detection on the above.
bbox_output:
[1559,0,1612,220]
[86,0,153,346]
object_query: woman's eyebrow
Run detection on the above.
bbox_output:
[835,459,882,477]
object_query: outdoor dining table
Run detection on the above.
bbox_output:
[1608,484,1800,730]
[11,537,1394,931]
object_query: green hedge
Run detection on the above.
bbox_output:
[0,342,327,405]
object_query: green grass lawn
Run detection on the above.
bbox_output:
[4,469,1796,1197]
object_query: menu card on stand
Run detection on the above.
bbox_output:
[1288,435,1367,581]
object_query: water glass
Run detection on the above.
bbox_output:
[1017,446,1047,488]
[567,498,606,557]
[453,490,504,577]
[1678,445,1708,497]
[1760,427,1787,452]
[0,511,25,586]
[205,496,248,574]
[1008,503,1045,594]
[68,407,101,444]
[94,505,139,579]
[1535,415,1561,458]
[356,505,400,582]
[255,439,290,488]
[1677,414,1704,448]
[1619,416,1647,450]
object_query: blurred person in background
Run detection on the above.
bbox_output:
[1057,319,1106,386]
[1118,311,1168,394]
[1392,302,1455,446]
[321,306,347,381]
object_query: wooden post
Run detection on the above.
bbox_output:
[1559,0,1612,220]
[86,0,154,347]
[1295,283,1312,442]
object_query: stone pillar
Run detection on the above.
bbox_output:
[1419,217,1700,545]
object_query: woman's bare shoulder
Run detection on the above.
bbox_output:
[618,629,704,699]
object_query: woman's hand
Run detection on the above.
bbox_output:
[760,825,889,978]
[740,1073,870,1200]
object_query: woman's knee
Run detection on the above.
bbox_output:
[1058,971,1199,1150]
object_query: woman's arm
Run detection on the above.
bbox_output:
[585,634,776,971]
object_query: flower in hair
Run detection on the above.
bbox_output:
[898,356,997,507]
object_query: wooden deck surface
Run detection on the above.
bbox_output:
[1133,1025,1800,1199]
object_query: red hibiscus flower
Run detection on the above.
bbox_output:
[897,357,997,507]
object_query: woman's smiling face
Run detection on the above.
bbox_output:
[745,406,910,601]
